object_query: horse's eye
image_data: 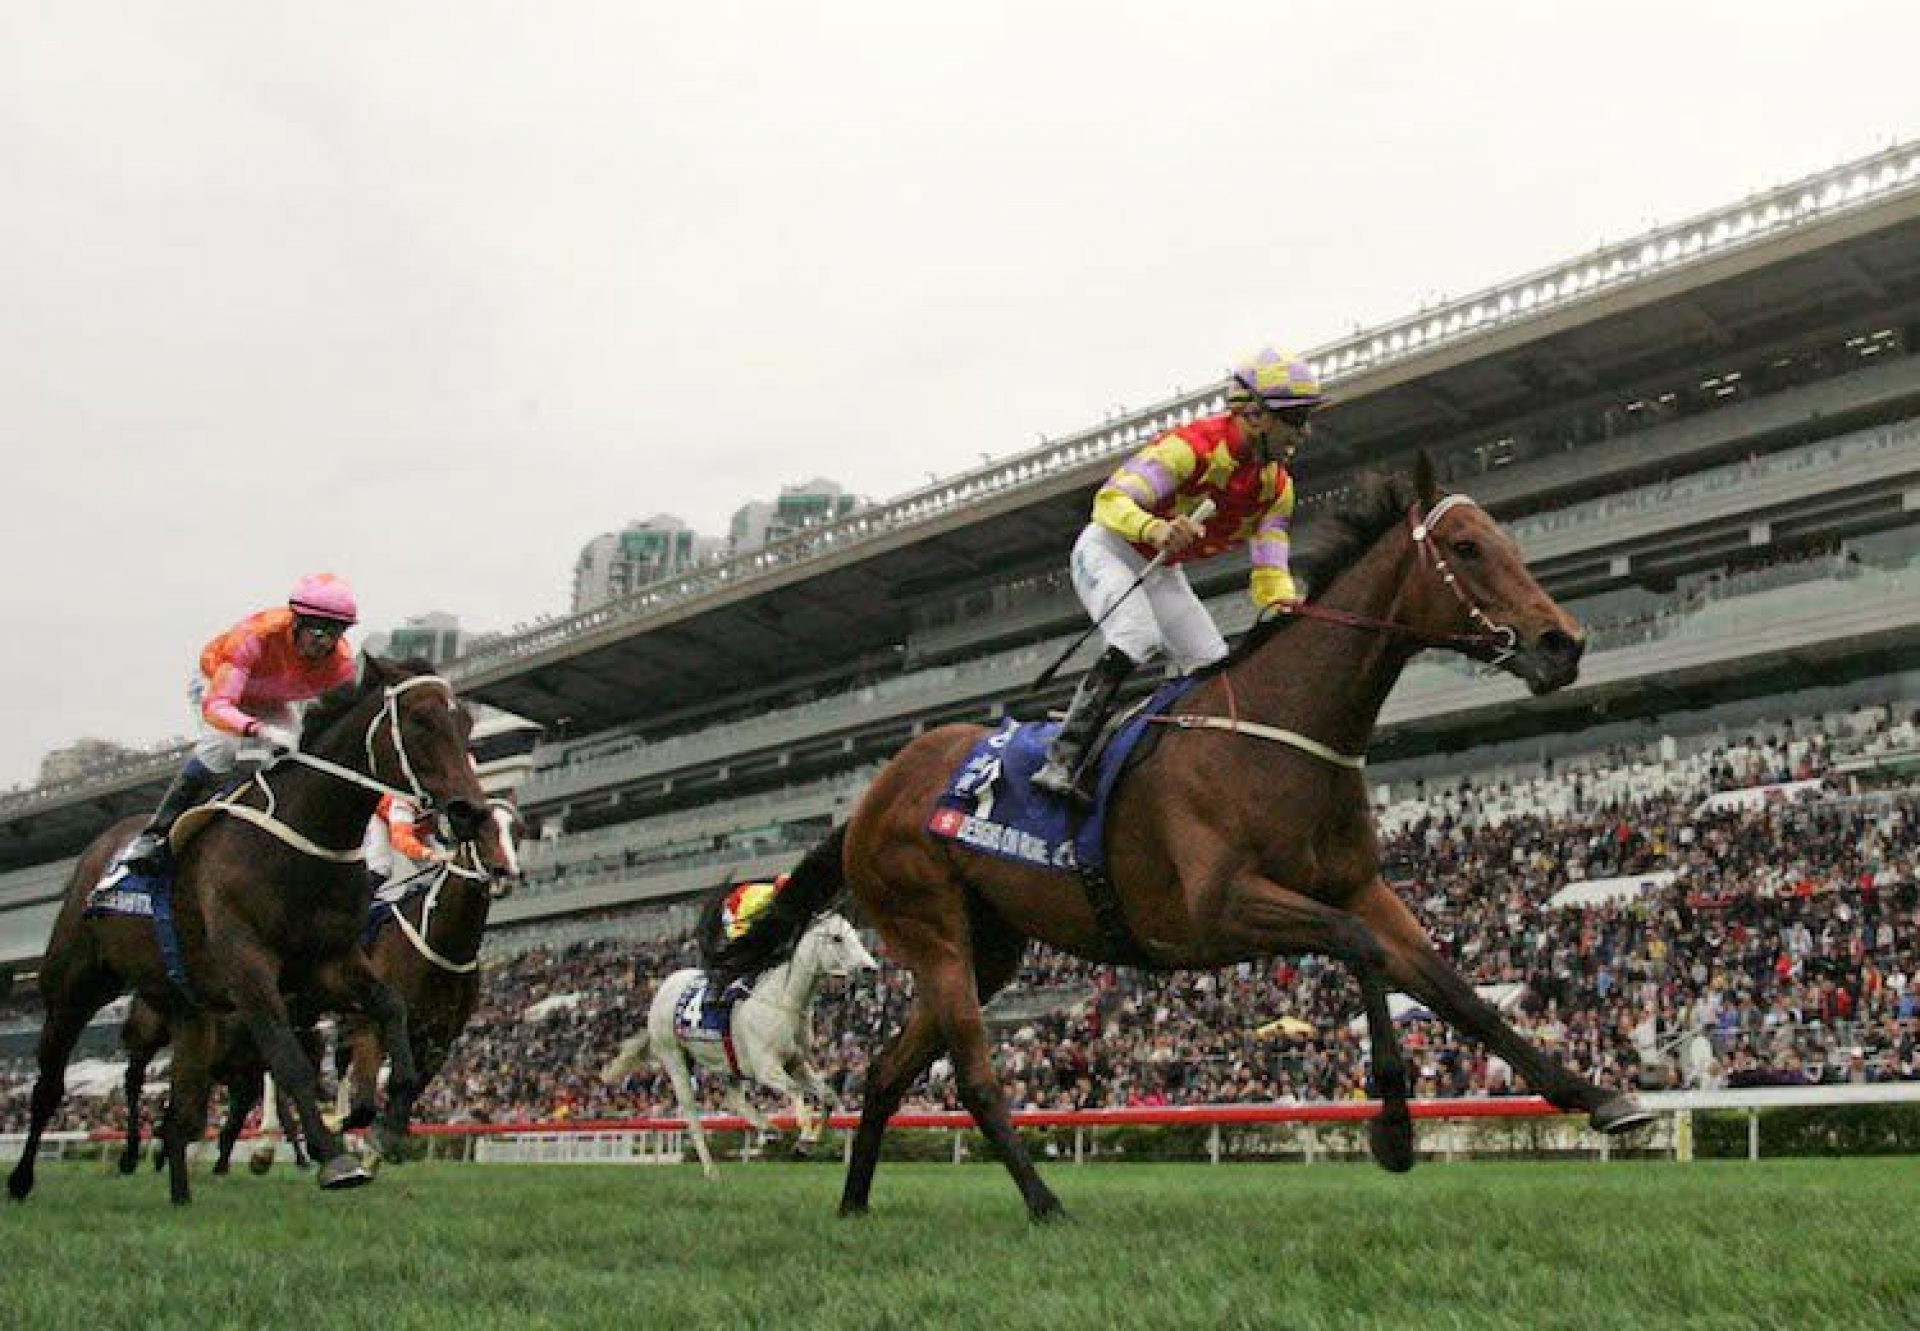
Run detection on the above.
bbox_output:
[1452,539,1482,561]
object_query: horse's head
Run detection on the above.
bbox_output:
[472,797,526,898]
[1397,453,1584,696]
[352,656,493,841]
[799,913,879,982]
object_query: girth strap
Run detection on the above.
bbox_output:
[1074,856,1151,967]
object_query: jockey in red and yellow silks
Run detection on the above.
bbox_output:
[720,873,792,942]
[117,574,360,878]
[1093,414,1301,606]
[1032,347,1326,803]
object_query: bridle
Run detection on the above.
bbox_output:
[1277,493,1519,669]
[213,674,477,862]
[276,674,460,811]
[1149,492,1521,771]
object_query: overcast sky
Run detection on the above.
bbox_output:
[2,1,1916,788]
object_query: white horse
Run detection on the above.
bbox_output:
[603,912,878,1178]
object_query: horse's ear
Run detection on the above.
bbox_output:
[359,652,394,687]
[1413,451,1440,508]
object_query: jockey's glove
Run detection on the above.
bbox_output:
[254,722,300,756]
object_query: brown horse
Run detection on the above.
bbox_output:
[336,798,524,1145]
[7,656,493,1204]
[719,457,1652,1222]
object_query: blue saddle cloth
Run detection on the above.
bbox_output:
[928,675,1202,875]
[674,978,749,1041]
[84,865,199,1003]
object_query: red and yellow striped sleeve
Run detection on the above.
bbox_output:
[1091,433,1198,543]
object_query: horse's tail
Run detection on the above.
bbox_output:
[707,823,848,986]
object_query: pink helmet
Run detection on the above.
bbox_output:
[288,573,359,626]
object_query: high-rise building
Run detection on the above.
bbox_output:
[571,516,715,612]
[729,478,863,556]
[386,611,467,667]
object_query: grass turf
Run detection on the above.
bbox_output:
[4,1157,1917,1330]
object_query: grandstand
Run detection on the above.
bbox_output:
[6,142,1920,1128]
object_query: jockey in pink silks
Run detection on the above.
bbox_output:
[118,574,360,877]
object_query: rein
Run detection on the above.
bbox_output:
[207,674,463,864]
[1278,495,1518,666]
[1146,492,1517,771]
[384,849,492,974]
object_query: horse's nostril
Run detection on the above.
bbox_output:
[1540,629,1584,664]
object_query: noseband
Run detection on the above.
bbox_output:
[275,675,461,816]
[1280,493,1518,668]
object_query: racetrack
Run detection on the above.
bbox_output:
[4,1159,1917,1330]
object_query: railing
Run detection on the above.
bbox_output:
[53,1082,1892,1169]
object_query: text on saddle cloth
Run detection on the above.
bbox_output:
[84,860,199,1003]
[927,675,1203,875]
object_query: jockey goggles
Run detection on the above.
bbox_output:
[294,615,350,641]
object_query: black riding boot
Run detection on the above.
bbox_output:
[121,759,219,876]
[1032,647,1136,805]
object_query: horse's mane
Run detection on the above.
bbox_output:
[1210,470,1419,672]
[297,655,438,749]
[693,877,736,971]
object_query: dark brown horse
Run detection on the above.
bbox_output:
[336,798,523,1146]
[719,457,1652,1222]
[7,656,493,1204]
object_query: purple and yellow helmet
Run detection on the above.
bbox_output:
[1227,346,1325,411]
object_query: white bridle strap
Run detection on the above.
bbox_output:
[1410,494,1519,667]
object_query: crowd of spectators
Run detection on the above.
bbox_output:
[4,719,1918,1134]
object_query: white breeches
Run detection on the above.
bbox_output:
[187,674,295,775]
[1068,524,1228,672]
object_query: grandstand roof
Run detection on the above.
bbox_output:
[453,145,1920,736]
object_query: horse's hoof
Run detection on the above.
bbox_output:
[369,1122,414,1165]
[116,1157,138,1177]
[1589,1095,1655,1135]
[1029,1196,1070,1225]
[1368,1107,1417,1174]
[838,1200,870,1219]
[212,1160,232,1177]
[247,1149,275,1176]
[6,1173,32,1202]
[790,1141,814,1161]
[317,1154,372,1190]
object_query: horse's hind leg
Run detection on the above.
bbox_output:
[1350,879,1651,1133]
[923,947,1065,1222]
[840,997,945,1217]
[216,1071,262,1176]
[159,1015,219,1205]
[658,1039,717,1180]
[8,978,120,1201]
[118,1051,151,1176]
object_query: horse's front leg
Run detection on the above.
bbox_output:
[720,1084,776,1160]
[1215,872,1416,1172]
[784,1057,837,1155]
[1349,879,1652,1133]
[225,947,365,1189]
[315,953,419,1163]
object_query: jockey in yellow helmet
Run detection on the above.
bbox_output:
[1032,348,1325,803]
